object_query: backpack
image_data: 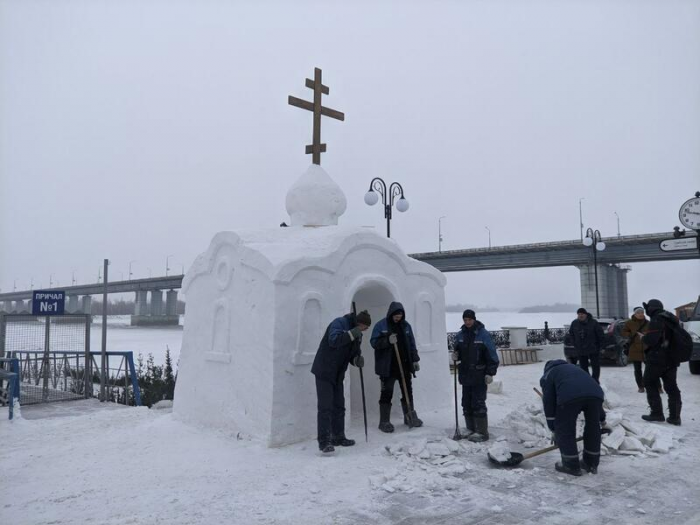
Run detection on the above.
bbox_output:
[660,313,693,363]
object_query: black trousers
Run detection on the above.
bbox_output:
[566,356,578,366]
[556,398,603,468]
[461,382,488,417]
[315,376,345,446]
[644,365,681,416]
[578,353,600,383]
[633,361,644,389]
[379,375,413,409]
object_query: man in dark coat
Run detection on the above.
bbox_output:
[370,302,422,432]
[540,359,605,476]
[641,299,683,425]
[450,309,499,442]
[568,308,604,383]
[311,310,371,453]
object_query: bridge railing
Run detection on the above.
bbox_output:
[447,327,566,350]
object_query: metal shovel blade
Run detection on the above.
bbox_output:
[487,451,524,467]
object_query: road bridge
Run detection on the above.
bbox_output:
[1,232,696,322]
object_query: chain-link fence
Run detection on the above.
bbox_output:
[0,314,91,405]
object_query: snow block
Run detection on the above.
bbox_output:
[619,436,646,452]
[602,425,626,450]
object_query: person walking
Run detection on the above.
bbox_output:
[450,309,499,442]
[311,310,372,453]
[568,308,604,383]
[370,302,422,432]
[640,299,683,426]
[621,307,650,393]
[540,359,606,476]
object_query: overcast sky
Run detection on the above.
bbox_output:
[1,0,699,311]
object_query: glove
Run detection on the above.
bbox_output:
[349,326,362,340]
[413,362,420,372]
[484,375,493,385]
[352,355,364,368]
[486,368,497,377]
[450,351,460,362]
[388,333,398,345]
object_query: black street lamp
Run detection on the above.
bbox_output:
[364,177,409,238]
[583,228,606,317]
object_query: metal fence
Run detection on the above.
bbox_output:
[447,329,511,351]
[0,313,141,406]
[0,358,20,419]
[526,327,567,346]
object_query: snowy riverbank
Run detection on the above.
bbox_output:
[2,359,698,524]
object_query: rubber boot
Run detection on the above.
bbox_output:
[464,414,475,436]
[580,458,597,475]
[642,395,665,422]
[555,456,582,477]
[319,443,335,453]
[331,435,356,447]
[378,403,394,433]
[666,399,682,426]
[468,415,489,442]
[401,400,423,428]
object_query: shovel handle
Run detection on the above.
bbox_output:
[533,387,543,398]
[521,435,584,461]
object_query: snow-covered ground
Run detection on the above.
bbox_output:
[2,348,698,525]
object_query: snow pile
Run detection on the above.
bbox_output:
[503,400,675,456]
[370,434,529,496]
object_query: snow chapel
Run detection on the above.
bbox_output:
[173,68,451,446]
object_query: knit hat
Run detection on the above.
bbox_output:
[643,299,663,316]
[633,306,644,314]
[462,309,476,320]
[355,310,372,326]
[577,308,588,315]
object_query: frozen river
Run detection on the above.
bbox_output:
[95,312,577,367]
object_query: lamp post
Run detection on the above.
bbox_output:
[364,178,409,238]
[583,228,606,318]
[438,216,446,252]
[579,198,585,241]
[129,260,137,280]
[49,274,54,288]
[485,226,491,249]
[166,255,174,277]
[614,212,620,238]
[71,270,77,286]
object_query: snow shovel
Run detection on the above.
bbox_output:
[488,436,585,467]
[393,342,419,427]
[352,302,369,443]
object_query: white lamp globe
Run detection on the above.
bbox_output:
[396,197,410,212]
[364,190,379,206]
[582,236,593,247]
[596,241,606,251]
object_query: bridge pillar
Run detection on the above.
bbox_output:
[150,290,164,316]
[80,295,92,314]
[67,295,79,314]
[134,291,148,316]
[578,264,629,319]
[165,290,178,316]
[12,300,22,313]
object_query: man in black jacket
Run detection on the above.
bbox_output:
[370,302,422,432]
[540,359,605,476]
[641,299,682,425]
[568,308,604,383]
[311,310,371,453]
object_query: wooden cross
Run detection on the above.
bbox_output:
[288,67,345,165]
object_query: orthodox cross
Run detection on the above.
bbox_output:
[288,67,345,165]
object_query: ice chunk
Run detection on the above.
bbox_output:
[620,419,645,437]
[488,442,512,462]
[427,442,452,457]
[651,432,672,454]
[604,411,623,428]
[619,436,646,452]
[438,464,466,476]
[408,439,427,456]
[487,380,503,394]
[443,438,460,454]
[602,425,626,450]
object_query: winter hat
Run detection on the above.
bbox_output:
[355,310,372,326]
[643,299,663,316]
[633,306,644,314]
[577,308,588,315]
[462,309,476,320]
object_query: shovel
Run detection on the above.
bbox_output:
[488,436,584,467]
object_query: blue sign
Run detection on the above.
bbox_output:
[32,290,65,315]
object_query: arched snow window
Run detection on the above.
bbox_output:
[206,298,232,363]
[416,295,435,353]
[293,294,323,365]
